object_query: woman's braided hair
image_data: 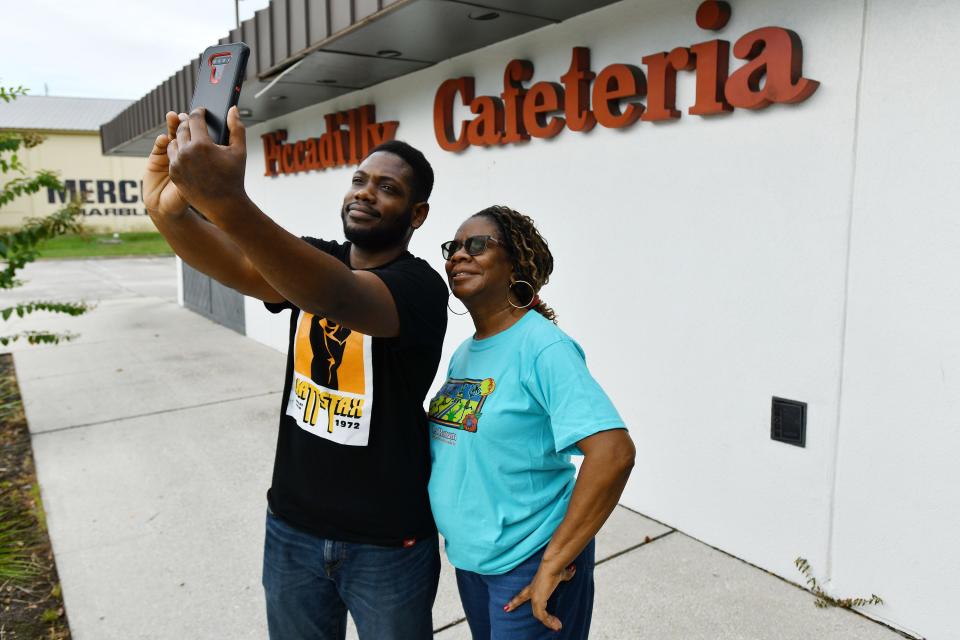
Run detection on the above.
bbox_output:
[473,205,557,323]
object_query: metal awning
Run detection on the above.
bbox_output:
[100,0,622,156]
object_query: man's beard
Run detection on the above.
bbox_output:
[341,205,413,251]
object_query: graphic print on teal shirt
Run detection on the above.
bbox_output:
[427,377,496,432]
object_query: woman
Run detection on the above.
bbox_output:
[428,205,636,639]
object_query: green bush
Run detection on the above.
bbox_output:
[0,86,91,347]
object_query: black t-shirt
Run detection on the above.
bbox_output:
[264,238,447,545]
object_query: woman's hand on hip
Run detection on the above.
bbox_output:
[503,561,577,631]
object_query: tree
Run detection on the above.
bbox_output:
[0,86,90,346]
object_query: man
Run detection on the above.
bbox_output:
[143,106,447,639]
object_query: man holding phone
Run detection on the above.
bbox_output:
[143,106,447,640]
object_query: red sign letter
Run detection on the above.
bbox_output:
[689,40,733,115]
[593,64,646,128]
[642,48,693,122]
[523,82,565,138]
[560,47,596,133]
[467,96,505,146]
[262,130,286,176]
[434,77,475,152]
[501,60,533,144]
[725,27,819,109]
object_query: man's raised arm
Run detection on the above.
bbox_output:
[164,107,405,338]
[143,112,283,303]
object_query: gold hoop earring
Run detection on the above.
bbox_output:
[507,280,536,309]
[447,292,468,315]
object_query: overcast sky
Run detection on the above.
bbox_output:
[1,0,271,100]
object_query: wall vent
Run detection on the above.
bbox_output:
[771,397,806,447]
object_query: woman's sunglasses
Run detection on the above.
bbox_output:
[440,235,501,260]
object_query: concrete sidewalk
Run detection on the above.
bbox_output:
[3,258,906,639]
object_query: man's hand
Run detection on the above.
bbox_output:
[167,106,249,227]
[143,113,188,220]
[503,562,577,631]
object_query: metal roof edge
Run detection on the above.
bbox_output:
[258,0,419,80]
[101,0,623,156]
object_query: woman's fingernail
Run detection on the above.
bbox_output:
[503,604,510,611]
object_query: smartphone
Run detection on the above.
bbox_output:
[190,43,250,145]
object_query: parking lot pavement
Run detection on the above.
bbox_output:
[0,256,177,305]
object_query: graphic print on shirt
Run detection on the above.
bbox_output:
[285,309,373,446]
[427,377,496,432]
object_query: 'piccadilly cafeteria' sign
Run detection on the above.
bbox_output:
[261,1,818,177]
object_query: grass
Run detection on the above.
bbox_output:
[0,354,71,638]
[0,507,40,582]
[34,231,172,259]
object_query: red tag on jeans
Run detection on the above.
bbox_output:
[402,538,416,548]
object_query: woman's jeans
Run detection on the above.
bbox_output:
[455,538,596,640]
[262,509,440,640]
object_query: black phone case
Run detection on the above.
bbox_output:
[190,43,250,145]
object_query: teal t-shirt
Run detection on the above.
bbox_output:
[427,311,625,575]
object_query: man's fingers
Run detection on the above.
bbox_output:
[187,108,211,143]
[145,135,170,178]
[227,105,246,152]
[166,138,180,165]
[150,134,169,156]
[165,111,179,138]
[175,113,191,148]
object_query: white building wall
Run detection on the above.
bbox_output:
[829,1,960,639]
[234,0,953,636]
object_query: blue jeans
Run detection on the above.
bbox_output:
[455,539,595,640]
[262,509,440,640]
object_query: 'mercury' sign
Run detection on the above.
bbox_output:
[433,1,819,152]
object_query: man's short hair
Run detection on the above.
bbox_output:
[366,140,434,204]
